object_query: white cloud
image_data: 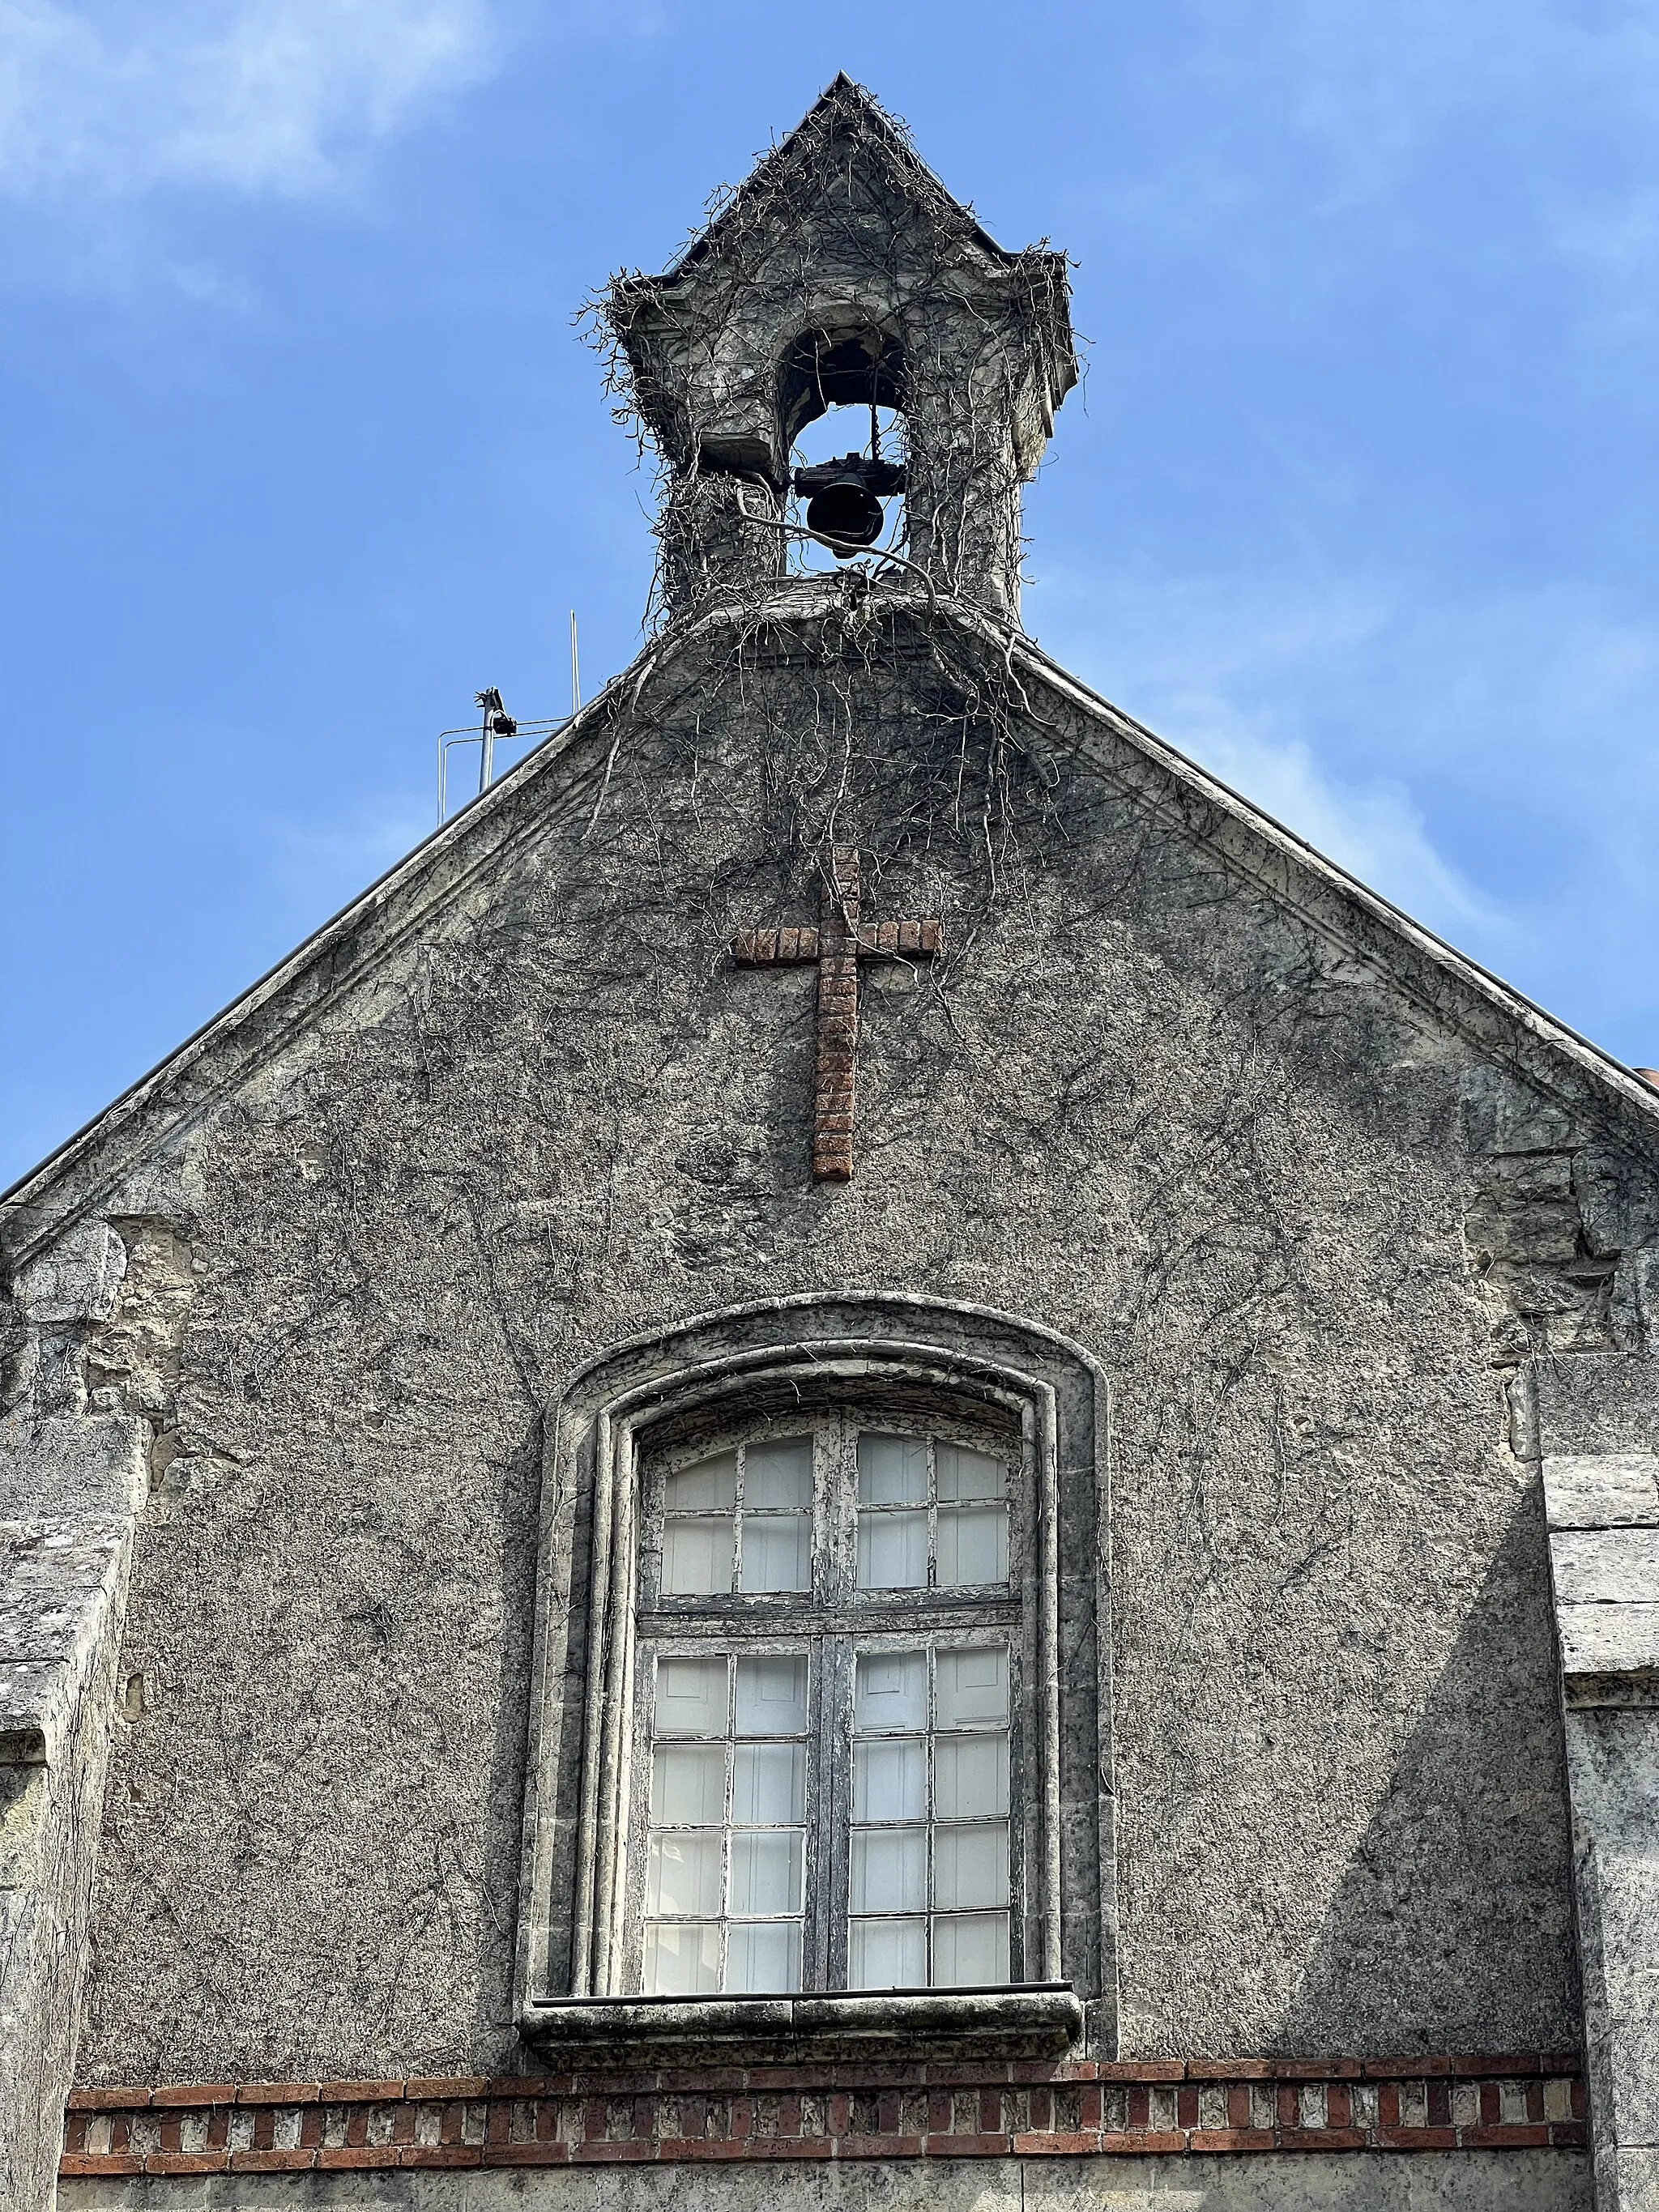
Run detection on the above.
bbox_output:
[1287,0,1659,196]
[1284,0,1659,339]
[1034,566,1503,937]
[1123,2,1659,327]
[0,0,496,206]
[1032,561,1659,991]
[1157,698,1500,940]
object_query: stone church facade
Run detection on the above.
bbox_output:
[3,75,1656,2212]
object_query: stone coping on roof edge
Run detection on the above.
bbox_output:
[62,2058,1588,2178]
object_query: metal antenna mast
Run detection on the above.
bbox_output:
[473,687,515,796]
[569,612,581,714]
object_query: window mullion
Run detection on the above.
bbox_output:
[827,1413,851,1605]
[732,1443,745,1597]
[925,1640,937,1988]
[927,1434,938,1592]
[721,1654,736,1997]
[822,1630,851,1992]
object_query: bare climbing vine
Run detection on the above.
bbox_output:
[567,78,1081,953]
[23,75,1637,2094]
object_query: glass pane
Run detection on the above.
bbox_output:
[857,1509,928,1589]
[654,1654,729,1737]
[935,1445,1004,1502]
[727,1920,801,1994]
[854,1648,928,1733]
[932,1911,1010,1988]
[850,1826,927,1913]
[642,1920,720,1996]
[935,1733,1010,1820]
[646,1831,723,1916]
[665,1453,736,1511]
[730,1829,804,1916]
[663,1517,734,1596]
[856,1432,927,1506]
[852,1737,926,1822]
[744,1437,812,1509]
[937,1505,1009,1588]
[734,1652,808,1735]
[650,1741,727,1825]
[848,1916,927,1990]
[740,1513,811,1593]
[932,1822,1009,1911]
[936,1645,1009,1728]
[733,1741,805,1825]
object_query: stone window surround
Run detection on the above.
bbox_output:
[514,1294,1108,2061]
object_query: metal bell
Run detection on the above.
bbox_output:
[793,454,906,554]
[804,469,885,549]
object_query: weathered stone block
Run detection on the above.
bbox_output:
[1546,1457,1659,1531]
[0,1517,132,2212]
[1543,1432,1659,2206]
[1554,1604,1659,1685]
[11,1220,125,1328]
[0,1413,147,1519]
[1537,1358,1659,1459]
[1552,1529,1659,1607]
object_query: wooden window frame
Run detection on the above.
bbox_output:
[628,1404,1030,1998]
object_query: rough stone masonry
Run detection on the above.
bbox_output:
[3,71,1658,2212]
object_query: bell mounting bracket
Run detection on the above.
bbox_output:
[791,454,907,501]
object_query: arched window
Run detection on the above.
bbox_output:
[636,1400,1020,1997]
[515,1296,1107,2061]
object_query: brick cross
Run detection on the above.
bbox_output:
[733,846,943,1182]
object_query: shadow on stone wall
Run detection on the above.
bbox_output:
[1276,1485,1580,2056]
[470,1411,545,2065]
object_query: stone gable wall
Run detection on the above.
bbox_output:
[8,604,1648,2090]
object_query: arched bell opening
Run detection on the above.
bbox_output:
[778,324,908,569]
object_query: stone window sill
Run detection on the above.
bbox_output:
[519,1984,1083,2061]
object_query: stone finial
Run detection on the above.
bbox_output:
[600,76,1077,623]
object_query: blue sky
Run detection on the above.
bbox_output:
[4,0,1658,1188]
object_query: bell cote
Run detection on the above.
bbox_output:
[601,76,1077,624]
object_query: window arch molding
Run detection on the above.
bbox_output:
[515,1294,1111,2060]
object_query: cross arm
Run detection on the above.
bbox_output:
[732,927,821,964]
[856,919,943,959]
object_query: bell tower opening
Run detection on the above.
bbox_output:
[781,323,907,571]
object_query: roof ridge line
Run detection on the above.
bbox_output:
[998,621,1659,1126]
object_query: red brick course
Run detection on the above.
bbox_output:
[62,2054,1587,2180]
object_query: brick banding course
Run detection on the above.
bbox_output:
[61,2056,1587,2179]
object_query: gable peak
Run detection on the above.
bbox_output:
[664,75,992,280]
